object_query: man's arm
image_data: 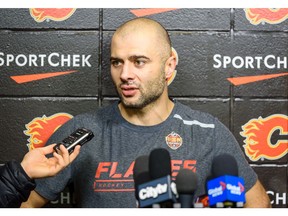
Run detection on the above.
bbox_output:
[21,190,49,208]
[244,179,271,208]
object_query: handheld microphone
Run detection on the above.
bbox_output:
[175,169,198,208]
[207,154,246,208]
[137,148,177,208]
[133,155,151,207]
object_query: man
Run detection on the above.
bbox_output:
[0,144,80,207]
[21,18,271,208]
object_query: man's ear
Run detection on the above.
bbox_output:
[165,47,178,83]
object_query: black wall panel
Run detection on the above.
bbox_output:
[103,8,230,30]
[0,8,287,208]
[233,99,288,164]
[0,8,99,29]
[0,31,99,96]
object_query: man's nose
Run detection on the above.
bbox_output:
[120,63,135,81]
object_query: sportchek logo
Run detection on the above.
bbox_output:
[0,52,92,84]
[93,160,196,192]
[129,8,178,17]
[213,54,288,86]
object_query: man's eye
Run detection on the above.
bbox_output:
[135,60,145,66]
[111,60,121,67]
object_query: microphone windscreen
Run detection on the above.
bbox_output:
[133,155,150,185]
[133,156,149,178]
[175,169,198,194]
[149,148,171,179]
[212,154,238,177]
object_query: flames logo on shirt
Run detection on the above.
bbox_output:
[30,8,76,22]
[166,131,183,150]
[24,113,73,150]
[240,114,288,161]
[244,8,288,25]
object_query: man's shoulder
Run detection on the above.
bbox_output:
[174,100,216,122]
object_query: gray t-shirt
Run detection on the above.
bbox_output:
[35,100,257,207]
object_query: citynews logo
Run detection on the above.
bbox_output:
[139,181,177,200]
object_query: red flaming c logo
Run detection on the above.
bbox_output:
[24,113,73,150]
[240,114,288,161]
[30,8,76,22]
[245,8,288,25]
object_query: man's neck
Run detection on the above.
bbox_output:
[118,99,174,126]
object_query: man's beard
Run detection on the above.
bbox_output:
[117,73,166,109]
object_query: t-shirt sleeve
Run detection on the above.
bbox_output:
[34,118,77,201]
[213,119,258,192]
[35,166,71,201]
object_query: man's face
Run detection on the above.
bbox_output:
[110,31,167,109]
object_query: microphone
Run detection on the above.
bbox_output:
[207,154,246,208]
[136,148,177,208]
[133,155,151,207]
[194,175,213,208]
[175,168,198,208]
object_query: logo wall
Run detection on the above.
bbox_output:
[244,8,288,25]
[24,113,73,150]
[240,114,288,161]
[30,8,76,22]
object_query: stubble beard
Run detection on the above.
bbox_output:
[117,73,166,110]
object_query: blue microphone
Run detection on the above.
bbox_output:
[137,148,177,208]
[207,154,246,208]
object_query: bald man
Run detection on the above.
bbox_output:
[21,18,271,208]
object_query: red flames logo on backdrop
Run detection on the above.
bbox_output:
[24,113,73,150]
[30,8,76,22]
[245,8,288,25]
[240,114,288,161]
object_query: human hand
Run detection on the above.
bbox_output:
[20,144,81,179]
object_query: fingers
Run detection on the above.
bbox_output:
[40,144,57,155]
[56,144,70,164]
[69,145,81,162]
[53,144,81,165]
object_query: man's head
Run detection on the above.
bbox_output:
[110,18,176,109]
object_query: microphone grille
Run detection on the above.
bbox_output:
[175,169,198,194]
[212,154,238,177]
[149,148,171,179]
[133,155,149,180]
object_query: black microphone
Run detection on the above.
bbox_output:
[136,148,177,208]
[149,148,171,179]
[212,154,238,177]
[207,154,246,208]
[133,155,151,207]
[175,168,198,208]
